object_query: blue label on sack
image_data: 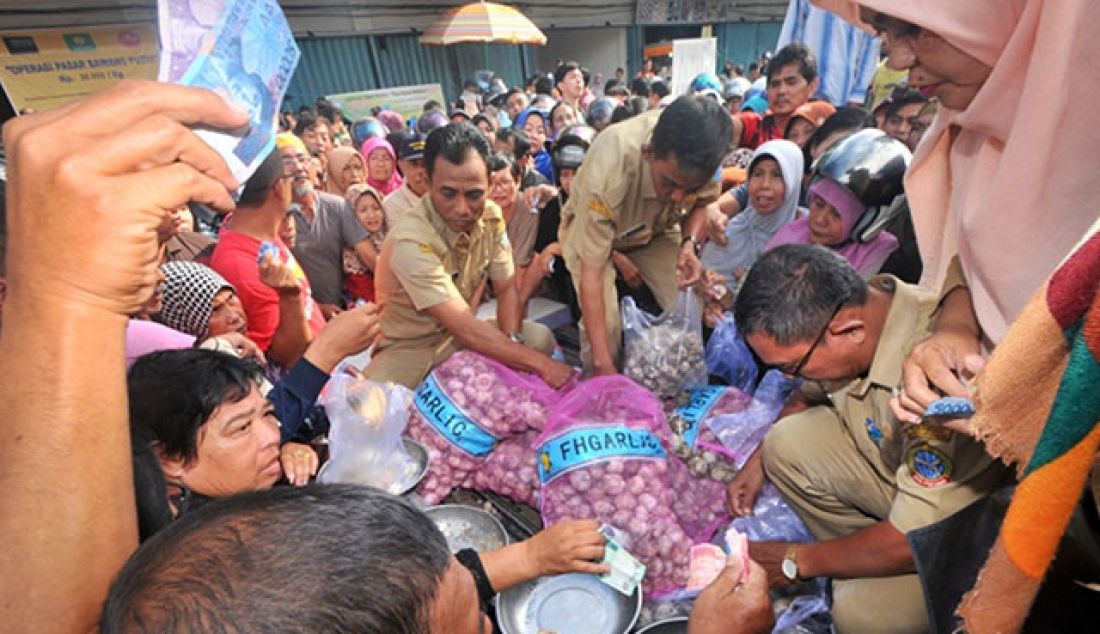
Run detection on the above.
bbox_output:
[675,386,726,448]
[537,425,666,484]
[414,373,498,457]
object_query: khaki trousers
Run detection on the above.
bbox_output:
[364,319,555,389]
[762,407,931,634]
[564,232,682,372]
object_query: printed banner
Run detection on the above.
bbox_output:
[0,25,158,112]
[327,83,446,125]
[670,37,717,97]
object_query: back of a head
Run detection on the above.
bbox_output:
[497,127,531,160]
[767,42,818,84]
[236,149,285,208]
[630,77,650,97]
[533,74,554,96]
[424,122,491,179]
[651,96,733,175]
[807,106,875,158]
[102,485,452,633]
[650,79,670,98]
[734,244,868,346]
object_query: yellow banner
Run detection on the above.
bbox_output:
[0,25,158,113]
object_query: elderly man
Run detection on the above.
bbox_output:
[364,122,572,389]
[382,131,428,229]
[559,95,730,374]
[728,245,1011,633]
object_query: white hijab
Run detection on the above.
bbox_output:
[702,139,805,285]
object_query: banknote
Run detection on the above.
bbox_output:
[599,532,646,596]
[157,0,227,83]
[174,0,300,183]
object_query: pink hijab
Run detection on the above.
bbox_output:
[813,0,1100,344]
[766,178,898,277]
[359,137,404,196]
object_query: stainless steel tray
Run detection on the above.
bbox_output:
[496,572,642,634]
[423,504,509,553]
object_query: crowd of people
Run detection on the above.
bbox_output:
[0,0,1097,632]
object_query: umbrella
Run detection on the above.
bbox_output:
[419,1,548,46]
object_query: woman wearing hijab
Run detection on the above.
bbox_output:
[513,108,555,183]
[323,147,366,197]
[701,139,805,296]
[359,137,404,197]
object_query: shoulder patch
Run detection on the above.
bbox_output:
[905,424,954,442]
[865,418,885,447]
[417,243,433,254]
[907,444,953,488]
[588,199,613,220]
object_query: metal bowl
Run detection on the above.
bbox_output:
[315,437,430,496]
[423,504,509,553]
[496,573,642,634]
[634,616,689,634]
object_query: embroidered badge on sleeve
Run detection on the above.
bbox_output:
[907,444,953,487]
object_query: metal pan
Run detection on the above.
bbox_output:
[423,504,509,553]
[496,572,642,634]
[634,616,689,634]
[315,436,430,496]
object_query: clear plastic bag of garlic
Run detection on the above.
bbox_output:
[621,288,708,397]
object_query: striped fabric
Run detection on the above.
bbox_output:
[777,0,880,106]
[958,225,1100,632]
[420,2,547,46]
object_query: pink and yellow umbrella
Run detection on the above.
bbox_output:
[419,1,548,46]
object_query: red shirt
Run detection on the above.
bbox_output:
[736,111,784,151]
[210,229,325,351]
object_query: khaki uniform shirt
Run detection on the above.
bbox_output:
[374,195,513,346]
[831,277,1010,533]
[382,183,422,231]
[559,109,721,267]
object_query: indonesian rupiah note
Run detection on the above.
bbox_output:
[157,0,227,83]
[599,531,646,596]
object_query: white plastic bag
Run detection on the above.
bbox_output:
[319,369,417,494]
[622,288,708,397]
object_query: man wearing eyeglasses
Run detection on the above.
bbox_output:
[728,245,1010,633]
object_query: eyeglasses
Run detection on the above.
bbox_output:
[783,298,846,377]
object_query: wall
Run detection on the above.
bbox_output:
[533,27,628,80]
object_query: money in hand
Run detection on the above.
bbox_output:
[157,0,227,83]
[598,533,646,596]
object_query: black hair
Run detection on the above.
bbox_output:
[101,485,452,633]
[533,75,554,96]
[767,43,818,84]
[630,77,650,97]
[581,66,591,86]
[807,105,875,158]
[883,88,929,119]
[650,96,733,175]
[649,79,670,98]
[127,349,266,465]
[314,98,336,122]
[487,151,522,182]
[548,102,576,131]
[292,111,318,138]
[504,88,525,103]
[424,122,492,179]
[237,150,286,207]
[495,127,531,160]
[603,78,621,94]
[734,64,744,76]
[422,99,443,112]
[554,61,582,86]
[734,244,869,346]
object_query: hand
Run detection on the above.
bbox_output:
[612,252,643,289]
[698,269,730,305]
[688,560,774,634]
[523,520,609,577]
[676,242,704,288]
[895,354,985,437]
[538,357,575,389]
[204,332,267,365]
[727,448,765,516]
[891,330,982,424]
[701,202,729,246]
[704,301,725,329]
[319,303,343,321]
[528,184,558,209]
[748,541,796,588]
[3,80,246,318]
[279,442,318,486]
[306,304,382,372]
[258,253,302,295]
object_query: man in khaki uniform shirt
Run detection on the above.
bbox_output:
[731,245,1011,634]
[559,96,732,374]
[365,124,572,389]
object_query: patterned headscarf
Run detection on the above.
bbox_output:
[157,261,235,339]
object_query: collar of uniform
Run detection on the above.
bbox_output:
[422,194,487,249]
[850,275,920,397]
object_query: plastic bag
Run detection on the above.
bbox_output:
[705,312,758,393]
[319,371,417,494]
[729,483,813,543]
[537,375,693,597]
[705,370,800,469]
[408,350,565,504]
[468,429,541,507]
[622,288,708,397]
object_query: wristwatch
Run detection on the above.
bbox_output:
[681,234,705,257]
[508,332,525,344]
[781,544,801,582]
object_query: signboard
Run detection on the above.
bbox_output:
[0,25,158,112]
[327,83,446,124]
[670,37,717,97]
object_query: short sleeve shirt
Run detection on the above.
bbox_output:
[290,190,370,305]
[211,229,325,351]
[374,195,513,343]
[560,109,722,268]
[382,183,421,231]
[736,111,784,150]
[829,277,1011,533]
[506,197,541,268]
